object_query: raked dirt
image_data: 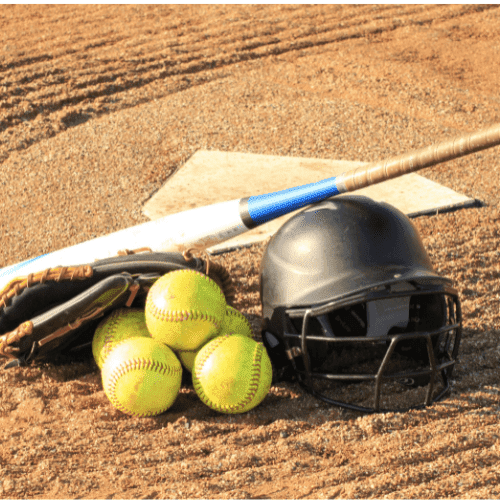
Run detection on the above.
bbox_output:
[1,5,500,499]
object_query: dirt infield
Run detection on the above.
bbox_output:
[1,5,500,498]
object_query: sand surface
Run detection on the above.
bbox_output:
[1,5,500,498]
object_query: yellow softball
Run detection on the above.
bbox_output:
[220,305,254,338]
[176,305,253,373]
[102,336,182,417]
[145,269,226,351]
[92,308,151,369]
[192,334,272,414]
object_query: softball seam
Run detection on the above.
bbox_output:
[193,337,264,413]
[101,311,123,363]
[147,307,222,328]
[224,306,253,333]
[147,270,225,328]
[106,358,182,417]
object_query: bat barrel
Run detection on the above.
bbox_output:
[1,122,500,291]
[341,122,500,192]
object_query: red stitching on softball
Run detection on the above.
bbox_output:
[148,307,221,325]
[146,270,224,330]
[106,357,182,416]
[193,335,227,410]
[224,306,252,332]
[194,338,264,413]
[101,310,122,362]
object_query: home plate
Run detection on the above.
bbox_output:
[143,150,478,254]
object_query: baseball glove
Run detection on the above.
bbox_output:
[0,249,235,368]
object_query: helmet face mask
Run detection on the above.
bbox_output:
[260,195,462,413]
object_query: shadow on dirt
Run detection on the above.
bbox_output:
[61,111,93,128]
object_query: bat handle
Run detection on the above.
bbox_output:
[342,122,500,191]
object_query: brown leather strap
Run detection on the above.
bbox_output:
[0,265,93,310]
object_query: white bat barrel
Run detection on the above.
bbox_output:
[2,122,500,292]
[0,199,246,290]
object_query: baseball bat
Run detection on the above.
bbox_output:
[1,122,499,290]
